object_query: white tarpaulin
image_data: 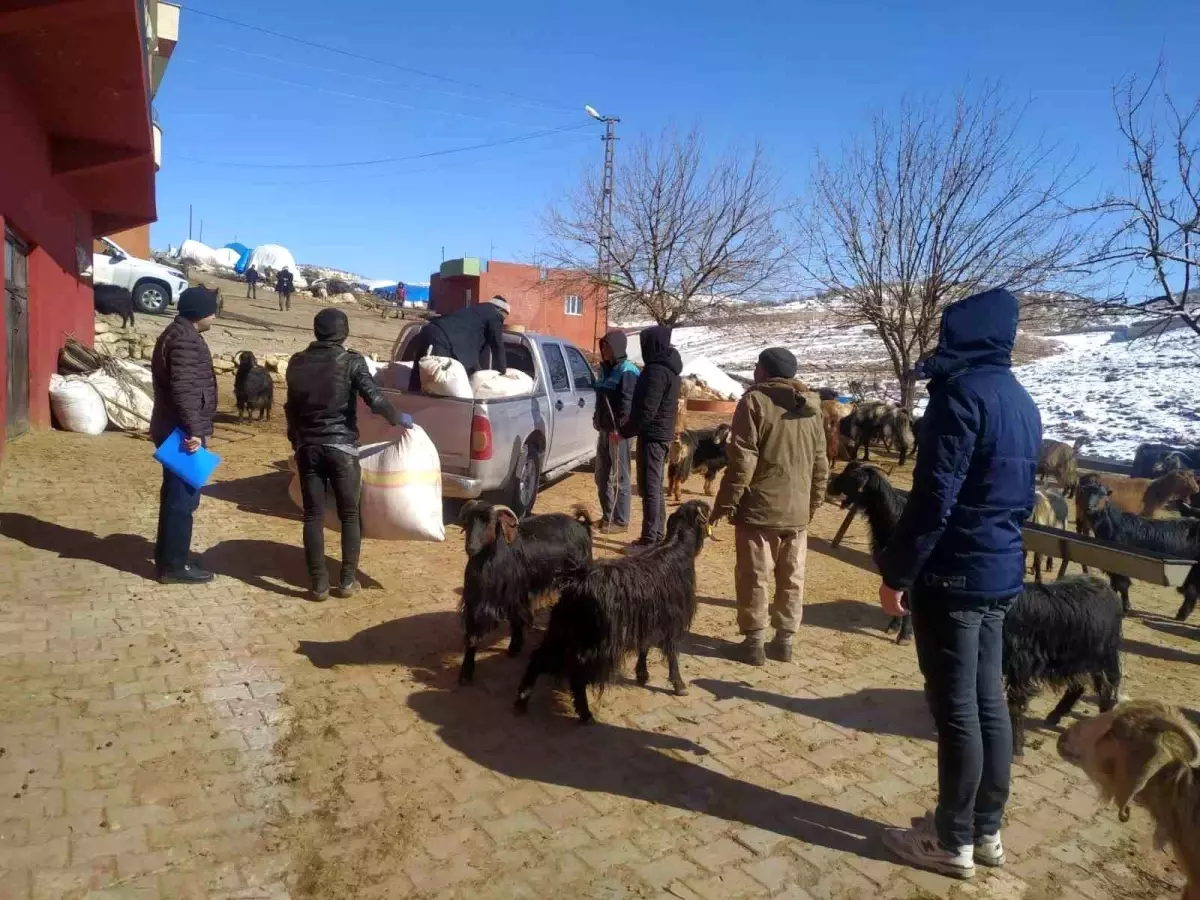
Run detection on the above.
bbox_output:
[680,357,744,400]
[246,244,308,288]
[179,240,220,266]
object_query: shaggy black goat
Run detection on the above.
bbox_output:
[514,500,710,722]
[1083,485,1200,621]
[1004,576,1123,755]
[234,351,274,422]
[458,501,594,684]
[667,425,732,501]
[1132,442,1200,479]
[839,402,915,465]
[94,284,135,329]
[824,461,913,643]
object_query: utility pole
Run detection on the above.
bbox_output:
[585,105,619,352]
[188,204,193,241]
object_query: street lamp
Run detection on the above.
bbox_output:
[586,104,619,350]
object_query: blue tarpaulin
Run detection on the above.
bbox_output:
[225,243,252,274]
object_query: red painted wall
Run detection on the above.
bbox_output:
[0,67,95,451]
[429,262,604,352]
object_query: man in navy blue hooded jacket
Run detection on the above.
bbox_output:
[878,288,1041,880]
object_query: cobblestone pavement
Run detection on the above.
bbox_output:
[0,416,1196,899]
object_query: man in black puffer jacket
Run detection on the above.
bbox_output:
[621,325,682,548]
[286,309,407,601]
[150,287,220,585]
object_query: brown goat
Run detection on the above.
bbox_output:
[1028,489,1069,581]
[1058,701,1200,900]
[821,399,853,465]
[1075,470,1200,537]
[1039,437,1084,497]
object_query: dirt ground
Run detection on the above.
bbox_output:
[0,378,1197,898]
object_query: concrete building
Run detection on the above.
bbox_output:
[1,0,178,452]
[429,258,605,352]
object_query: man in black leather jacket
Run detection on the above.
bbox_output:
[286,308,407,601]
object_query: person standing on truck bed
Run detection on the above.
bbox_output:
[286,308,409,602]
[621,325,682,549]
[406,295,510,392]
[594,330,639,535]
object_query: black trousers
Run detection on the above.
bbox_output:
[911,590,1015,849]
[296,445,361,589]
[155,465,201,574]
[636,439,669,542]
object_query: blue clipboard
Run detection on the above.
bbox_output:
[153,428,222,489]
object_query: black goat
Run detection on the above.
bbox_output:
[838,402,915,466]
[234,351,274,422]
[1132,442,1200,479]
[458,501,594,684]
[93,284,135,329]
[824,461,913,643]
[667,424,732,501]
[514,500,710,722]
[1083,485,1200,621]
[1004,576,1124,755]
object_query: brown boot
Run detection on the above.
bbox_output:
[767,632,793,663]
[724,633,766,667]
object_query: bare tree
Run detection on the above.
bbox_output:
[1085,63,1200,342]
[544,129,789,326]
[797,88,1086,409]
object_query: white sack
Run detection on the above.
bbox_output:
[418,354,472,399]
[246,244,309,289]
[85,369,153,432]
[470,369,534,399]
[358,428,444,542]
[179,239,219,265]
[50,374,108,435]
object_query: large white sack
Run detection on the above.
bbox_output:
[358,429,444,542]
[50,374,108,434]
[286,458,344,531]
[470,369,534,399]
[179,239,219,265]
[85,370,152,432]
[419,354,472,399]
[211,247,241,269]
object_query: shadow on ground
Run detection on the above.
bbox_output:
[203,538,382,599]
[693,679,935,741]
[1121,636,1200,665]
[407,683,891,863]
[295,610,466,682]
[203,466,298,520]
[1142,618,1199,641]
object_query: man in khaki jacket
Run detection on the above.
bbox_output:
[711,348,829,665]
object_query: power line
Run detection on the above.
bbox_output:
[176,121,595,170]
[181,5,574,114]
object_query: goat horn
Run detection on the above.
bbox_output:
[492,505,518,520]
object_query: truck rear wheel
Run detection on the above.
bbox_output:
[506,445,540,518]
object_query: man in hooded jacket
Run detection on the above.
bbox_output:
[287,309,408,601]
[620,325,682,547]
[711,348,828,665]
[593,330,639,533]
[406,296,509,391]
[877,288,1041,880]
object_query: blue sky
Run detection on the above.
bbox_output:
[154,0,1199,284]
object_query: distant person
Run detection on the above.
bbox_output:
[406,296,509,392]
[286,308,408,601]
[620,326,682,549]
[877,288,1041,880]
[245,267,259,299]
[276,267,295,311]
[711,348,828,665]
[149,287,220,585]
[593,330,639,534]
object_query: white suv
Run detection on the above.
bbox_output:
[92,237,190,315]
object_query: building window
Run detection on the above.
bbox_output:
[564,294,583,316]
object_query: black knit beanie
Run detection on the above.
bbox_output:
[178,287,219,321]
[758,347,798,380]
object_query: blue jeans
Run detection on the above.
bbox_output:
[155,465,202,574]
[911,590,1015,850]
[595,433,631,526]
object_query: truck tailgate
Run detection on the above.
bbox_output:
[357,390,475,474]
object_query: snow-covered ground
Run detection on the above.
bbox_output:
[636,312,1199,462]
[1013,331,1200,459]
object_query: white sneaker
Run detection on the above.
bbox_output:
[883,814,975,880]
[974,832,1005,867]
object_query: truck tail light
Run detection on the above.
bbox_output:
[470,414,493,461]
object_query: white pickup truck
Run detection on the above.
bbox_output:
[357,323,599,516]
[92,237,190,315]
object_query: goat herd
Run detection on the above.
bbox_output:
[450,408,1197,897]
